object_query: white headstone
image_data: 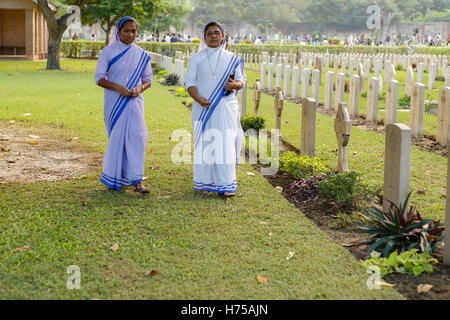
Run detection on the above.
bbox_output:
[349,74,360,119]
[410,83,425,140]
[446,66,450,87]
[311,69,320,106]
[405,66,414,96]
[417,62,425,85]
[436,87,450,146]
[267,63,274,92]
[383,123,411,212]
[324,71,334,111]
[276,64,282,88]
[260,62,267,90]
[301,97,317,157]
[335,72,345,111]
[292,66,300,99]
[385,80,399,126]
[301,68,310,100]
[367,77,379,124]
[284,65,291,97]
[428,63,436,91]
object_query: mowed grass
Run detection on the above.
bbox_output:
[0,59,402,299]
[244,66,448,221]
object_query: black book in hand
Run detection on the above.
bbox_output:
[225,72,235,96]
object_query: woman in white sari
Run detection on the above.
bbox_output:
[185,22,246,197]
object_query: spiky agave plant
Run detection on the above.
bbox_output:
[358,192,445,257]
[164,73,180,86]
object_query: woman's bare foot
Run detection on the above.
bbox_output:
[223,192,235,197]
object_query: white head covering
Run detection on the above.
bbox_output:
[198,21,226,52]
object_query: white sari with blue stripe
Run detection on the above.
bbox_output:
[95,41,152,190]
[186,47,245,194]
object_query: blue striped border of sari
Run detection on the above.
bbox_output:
[100,172,142,190]
[109,53,151,133]
[107,46,132,72]
[194,180,237,193]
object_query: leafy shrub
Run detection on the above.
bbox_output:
[398,94,411,107]
[156,70,169,78]
[175,87,190,97]
[280,152,330,179]
[316,171,373,209]
[361,249,437,278]
[436,75,445,82]
[358,192,445,257]
[152,66,164,74]
[361,91,367,98]
[378,91,386,101]
[395,64,405,71]
[240,115,266,132]
[192,38,200,43]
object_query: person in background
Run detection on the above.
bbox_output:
[91,33,96,41]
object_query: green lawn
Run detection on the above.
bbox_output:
[243,66,448,221]
[0,59,402,299]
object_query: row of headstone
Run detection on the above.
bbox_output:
[162,55,173,74]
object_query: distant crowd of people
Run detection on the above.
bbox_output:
[71,30,449,47]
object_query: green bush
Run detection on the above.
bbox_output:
[398,95,411,107]
[152,66,165,74]
[280,152,330,179]
[240,115,266,132]
[156,70,169,78]
[317,171,379,209]
[361,249,437,278]
[175,87,190,97]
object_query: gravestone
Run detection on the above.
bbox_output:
[253,79,261,116]
[267,63,274,92]
[428,63,436,91]
[301,68,310,100]
[274,87,284,133]
[311,69,320,106]
[445,66,450,87]
[385,80,399,126]
[388,64,396,82]
[301,97,317,157]
[276,64,282,88]
[349,74,360,119]
[292,66,300,99]
[260,62,267,90]
[417,62,425,85]
[405,66,414,96]
[284,65,291,97]
[383,123,411,212]
[334,102,352,172]
[335,72,345,111]
[436,87,450,146]
[324,71,334,111]
[357,63,365,92]
[410,83,425,140]
[367,77,379,124]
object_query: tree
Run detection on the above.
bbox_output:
[38,0,86,70]
[81,0,165,46]
[141,0,192,35]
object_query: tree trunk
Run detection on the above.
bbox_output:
[47,31,63,70]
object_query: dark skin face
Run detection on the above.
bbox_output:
[119,20,138,45]
[204,25,224,48]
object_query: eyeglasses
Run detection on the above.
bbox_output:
[206,31,222,37]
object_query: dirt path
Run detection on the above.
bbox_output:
[0,122,102,183]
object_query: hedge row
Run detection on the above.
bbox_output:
[60,40,450,58]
